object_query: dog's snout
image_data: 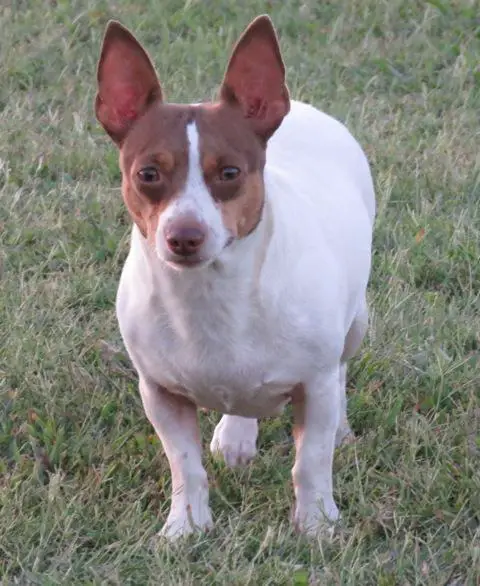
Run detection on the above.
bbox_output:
[165,220,206,257]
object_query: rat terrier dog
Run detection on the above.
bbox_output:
[95,15,375,540]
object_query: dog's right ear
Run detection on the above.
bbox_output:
[95,21,162,144]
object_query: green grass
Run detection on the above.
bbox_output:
[1,0,479,583]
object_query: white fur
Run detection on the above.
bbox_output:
[116,100,375,539]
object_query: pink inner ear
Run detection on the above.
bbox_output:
[231,73,288,136]
[245,96,268,119]
[100,57,152,128]
[222,32,289,138]
[97,31,161,139]
[113,85,143,122]
[98,84,144,136]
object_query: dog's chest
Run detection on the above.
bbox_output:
[121,284,317,417]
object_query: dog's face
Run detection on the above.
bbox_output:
[95,16,290,268]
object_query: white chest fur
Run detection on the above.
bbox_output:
[116,223,328,417]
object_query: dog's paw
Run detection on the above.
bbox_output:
[293,497,340,538]
[210,415,258,467]
[159,504,213,541]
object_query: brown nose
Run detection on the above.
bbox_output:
[165,220,206,257]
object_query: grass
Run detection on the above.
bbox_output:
[0,0,479,583]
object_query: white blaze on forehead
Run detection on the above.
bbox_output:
[180,121,215,217]
[186,122,202,188]
[160,121,213,220]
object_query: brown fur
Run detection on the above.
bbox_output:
[218,171,265,238]
[195,103,266,237]
[119,104,192,243]
[117,100,267,243]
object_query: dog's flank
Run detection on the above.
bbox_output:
[95,14,375,540]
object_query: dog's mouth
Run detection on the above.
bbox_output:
[166,257,206,270]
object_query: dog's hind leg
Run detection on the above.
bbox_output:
[335,302,369,446]
[335,363,354,446]
[210,415,258,467]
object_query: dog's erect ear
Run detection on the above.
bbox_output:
[219,15,290,142]
[95,21,162,144]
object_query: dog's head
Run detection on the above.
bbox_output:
[95,15,289,269]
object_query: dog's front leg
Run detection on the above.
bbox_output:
[292,368,341,536]
[139,377,213,540]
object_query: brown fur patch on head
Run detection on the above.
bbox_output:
[195,102,267,238]
[219,171,265,238]
[118,99,267,245]
[119,103,193,244]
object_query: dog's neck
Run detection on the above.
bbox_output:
[129,195,273,342]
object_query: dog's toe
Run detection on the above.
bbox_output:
[159,506,213,541]
[293,498,340,538]
[219,440,257,467]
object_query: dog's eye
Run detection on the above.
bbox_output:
[219,166,241,181]
[137,166,160,183]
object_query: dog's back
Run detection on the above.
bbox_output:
[267,100,375,224]
[256,99,375,337]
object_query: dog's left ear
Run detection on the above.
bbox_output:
[95,20,162,144]
[219,15,290,142]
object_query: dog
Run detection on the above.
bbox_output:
[95,14,375,540]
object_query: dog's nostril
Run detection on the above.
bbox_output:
[165,224,206,257]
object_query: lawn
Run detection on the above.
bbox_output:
[0,0,479,584]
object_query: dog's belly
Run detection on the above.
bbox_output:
[135,346,304,417]
[169,379,295,417]
[119,265,324,418]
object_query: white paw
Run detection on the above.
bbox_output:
[210,415,258,467]
[159,503,213,541]
[293,496,340,537]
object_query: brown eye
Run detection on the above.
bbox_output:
[219,166,241,181]
[137,166,160,183]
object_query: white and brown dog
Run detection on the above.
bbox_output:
[95,15,375,539]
